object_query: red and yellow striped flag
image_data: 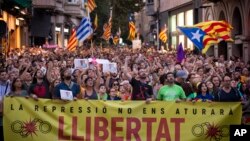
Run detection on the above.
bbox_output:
[195,21,233,54]
[102,18,112,41]
[67,28,78,51]
[127,21,136,41]
[113,36,119,45]
[159,25,167,43]
[87,0,97,13]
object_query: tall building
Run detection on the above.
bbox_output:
[32,0,87,48]
[0,0,32,52]
[136,0,250,62]
[202,0,250,62]
[134,0,155,44]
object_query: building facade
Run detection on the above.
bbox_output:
[203,0,250,62]
[32,0,86,48]
[134,6,154,44]
[0,0,32,53]
[137,0,250,62]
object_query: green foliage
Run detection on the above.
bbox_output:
[91,0,145,44]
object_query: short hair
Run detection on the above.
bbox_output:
[166,72,174,78]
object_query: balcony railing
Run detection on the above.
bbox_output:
[64,1,85,17]
[33,0,56,9]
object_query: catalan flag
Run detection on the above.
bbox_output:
[113,27,121,45]
[102,17,112,41]
[87,0,97,13]
[113,36,119,45]
[178,21,233,54]
[159,24,167,43]
[127,17,136,41]
[67,28,78,51]
[194,21,233,41]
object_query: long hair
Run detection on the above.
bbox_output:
[11,78,25,92]
[197,82,208,94]
[32,69,49,84]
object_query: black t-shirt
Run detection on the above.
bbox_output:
[214,88,241,102]
[130,78,153,100]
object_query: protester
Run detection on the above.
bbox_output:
[54,68,80,100]
[0,70,10,98]
[214,75,243,102]
[123,56,153,102]
[107,87,121,100]
[7,78,29,97]
[29,69,51,100]
[175,70,193,97]
[0,44,249,129]
[97,84,108,100]
[187,82,213,102]
[157,72,186,102]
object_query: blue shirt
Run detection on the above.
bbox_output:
[195,93,213,102]
[55,82,80,99]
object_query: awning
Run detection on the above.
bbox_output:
[11,0,32,8]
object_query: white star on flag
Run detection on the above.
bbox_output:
[191,29,203,42]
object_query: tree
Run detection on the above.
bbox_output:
[91,0,145,45]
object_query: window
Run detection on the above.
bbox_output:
[187,38,194,50]
[171,15,176,32]
[177,12,184,26]
[67,0,78,4]
[185,10,193,26]
[171,36,177,50]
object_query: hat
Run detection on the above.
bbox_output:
[176,70,188,79]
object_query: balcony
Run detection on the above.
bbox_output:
[64,1,84,17]
[33,0,56,9]
[146,3,156,16]
[55,0,64,13]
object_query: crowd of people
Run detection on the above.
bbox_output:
[0,45,250,140]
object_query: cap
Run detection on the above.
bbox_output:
[176,70,188,79]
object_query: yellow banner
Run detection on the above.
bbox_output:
[4,97,242,141]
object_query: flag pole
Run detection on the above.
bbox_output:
[100,41,102,51]
[91,40,94,57]
[109,6,113,46]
